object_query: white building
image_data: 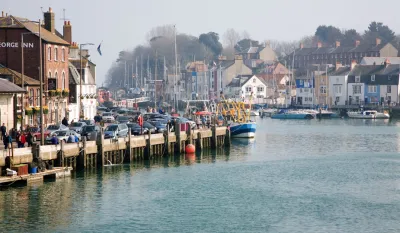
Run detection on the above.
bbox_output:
[328,67,351,105]
[0,79,26,131]
[68,45,97,122]
[225,75,268,103]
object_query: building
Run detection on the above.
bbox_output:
[0,65,40,128]
[0,78,26,131]
[225,75,268,104]
[186,61,209,100]
[217,55,252,94]
[328,65,352,106]
[0,8,70,125]
[360,57,400,65]
[287,38,399,69]
[347,60,400,105]
[295,74,315,106]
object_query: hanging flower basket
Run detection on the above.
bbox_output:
[80,95,84,100]
[43,106,49,114]
[49,90,56,97]
[62,89,69,97]
[25,107,33,115]
[56,88,62,96]
[32,106,40,114]
[85,95,90,99]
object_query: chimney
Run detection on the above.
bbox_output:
[335,41,341,48]
[384,58,390,67]
[335,61,342,71]
[317,42,322,48]
[300,43,304,49]
[376,38,381,46]
[351,60,357,70]
[63,20,72,44]
[1,11,3,17]
[355,40,360,47]
[44,7,55,33]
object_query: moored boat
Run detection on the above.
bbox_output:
[271,109,315,119]
[347,110,389,119]
[229,122,256,138]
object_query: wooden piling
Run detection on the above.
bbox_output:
[174,121,181,154]
[211,126,217,149]
[196,131,203,151]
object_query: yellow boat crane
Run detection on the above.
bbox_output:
[216,92,253,123]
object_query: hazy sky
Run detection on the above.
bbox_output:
[3,0,400,86]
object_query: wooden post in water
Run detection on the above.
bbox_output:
[127,130,132,162]
[224,128,231,147]
[196,131,203,151]
[174,121,181,154]
[163,125,169,156]
[146,130,152,158]
[59,140,64,167]
[98,128,105,167]
[211,125,217,149]
[78,137,87,169]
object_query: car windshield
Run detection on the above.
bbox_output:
[54,131,67,136]
[118,116,129,121]
[48,125,59,130]
[105,125,118,131]
[103,113,112,116]
[143,122,154,128]
[83,126,95,132]
[71,122,83,127]
[127,123,140,128]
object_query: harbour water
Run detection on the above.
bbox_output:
[1,118,400,233]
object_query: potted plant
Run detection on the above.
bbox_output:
[80,95,84,100]
[43,106,49,114]
[16,114,22,122]
[49,90,56,97]
[25,107,33,115]
[33,106,40,114]
[62,88,69,97]
[56,88,62,96]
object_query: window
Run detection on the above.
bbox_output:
[371,75,375,81]
[245,86,252,92]
[309,97,312,102]
[62,72,65,89]
[299,80,304,85]
[37,88,40,103]
[335,97,340,103]
[257,86,264,92]
[62,48,65,61]
[320,86,327,94]
[300,88,303,93]
[54,48,58,61]
[334,85,342,94]
[29,89,34,105]
[355,76,360,83]
[47,47,51,60]
[304,88,309,93]
[387,85,392,93]
[305,97,308,101]
[368,85,377,93]
[355,96,360,103]
[353,85,362,94]
[253,78,256,83]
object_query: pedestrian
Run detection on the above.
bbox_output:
[3,133,10,150]
[19,133,26,148]
[196,116,201,129]
[27,132,33,147]
[15,131,21,148]
[67,134,75,143]
[62,117,69,127]
[74,134,79,142]
[51,134,59,145]
[94,113,102,123]
[201,115,206,128]
[0,123,6,139]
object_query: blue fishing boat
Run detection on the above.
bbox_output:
[229,122,256,138]
[271,109,315,119]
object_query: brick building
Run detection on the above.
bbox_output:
[0,8,70,126]
[287,38,399,69]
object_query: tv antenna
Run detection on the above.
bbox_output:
[60,9,70,21]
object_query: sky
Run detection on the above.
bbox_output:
[3,0,400,86]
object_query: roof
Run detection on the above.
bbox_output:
[220,60,235,68]
[360,57,400,65]
[0,78,27,93]
[327,66,351,76]
[226,75,253,87]
[68,62,80,85]
[0,16,70,46]
[0,65,40,86]
[349,64,400,76]
[70,59,89,70]
[247,47,259,54]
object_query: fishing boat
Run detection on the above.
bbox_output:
[271,109,315,119]
[347,110,389,119]
[217,95,256,138]
[250,111,259,116]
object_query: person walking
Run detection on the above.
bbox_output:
[51,134,59,145]
[27,132,33,147]
[62,117,69,127]
[19,133,26,148]
[0,123,6,140]
[15,131,21,148]
[3,133,11,150]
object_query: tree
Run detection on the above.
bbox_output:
[145,24,175,42]
[315,25,343,45]
[241,30,251,39]
[199,32,223,56]
[364,21,395,44]
[235,38,259,52]
[341,29,363,46]
[222,28,241,48]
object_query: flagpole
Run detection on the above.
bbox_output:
[174,25,178,111]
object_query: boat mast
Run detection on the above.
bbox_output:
[174,25,178,111]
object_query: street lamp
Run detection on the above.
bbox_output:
[21,32,39,130]
[79,43,94,120]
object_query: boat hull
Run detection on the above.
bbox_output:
[271,113,314,119]
[348,114,389,119]
[230,122,256,138]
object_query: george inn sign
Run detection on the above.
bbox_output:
[0,42,34,48]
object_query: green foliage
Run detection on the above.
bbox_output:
[315,25,343,45]
[364,21,395,44]
[199,32,223,56]
[235,39,259,53]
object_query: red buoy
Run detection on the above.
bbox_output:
[185,144,195,154]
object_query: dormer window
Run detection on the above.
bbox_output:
[371,75,375,81]
[355,76,360,83]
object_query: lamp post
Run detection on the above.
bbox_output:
[79,43,94,120]
[38,19,45,144]
[21,32,39,131]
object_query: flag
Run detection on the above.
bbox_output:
[97,42,102,56]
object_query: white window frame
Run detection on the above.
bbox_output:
[245,86,252,92]
[54,47,58,61]
[368,85,377,93]
[257,86,264,92]
[353,85,362,95]
[320,85,327,94]
[355,76,360,83]
[387,85,391,93]
[61,47,65,62]
[371,75,375,81]
[62,72,65,89]
[47,47,51,61]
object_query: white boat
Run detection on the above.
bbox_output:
[250,111,259,116]
[347,110,390,119]
[261,108,278,117]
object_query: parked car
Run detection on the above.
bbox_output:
[176,117,196,129]
[104,124,129,139]
[143,121,156,134]
[45,130,81,144]
[81,125,101,140]
[69,122,87,134]
[152,121,169,133]
[127,123,148,135]
[47,124,68,134]
[115,115,130,124]
[102,112,115,122]
[24,127,50,141]
[79,119,95,126]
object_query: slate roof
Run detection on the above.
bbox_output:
[360,57,400,65]
[0,65,40,86]
[226,75,253,87]
[327,66,351,76]
[0,16,70,46]
[220,60,235,68]
[247,47,259,54]
[0,78,26,93]
[349,64,400,76]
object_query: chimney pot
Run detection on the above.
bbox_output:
[355,40,360,47]
[63,20,72,44]
[49,7,52,12]
[317,42,322,48]
[351,60,357,70]
[44,8,55,33]
[300,43,304,49]
[68,21,70,25]
[376,38,381,46]
[335,41,340,48]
